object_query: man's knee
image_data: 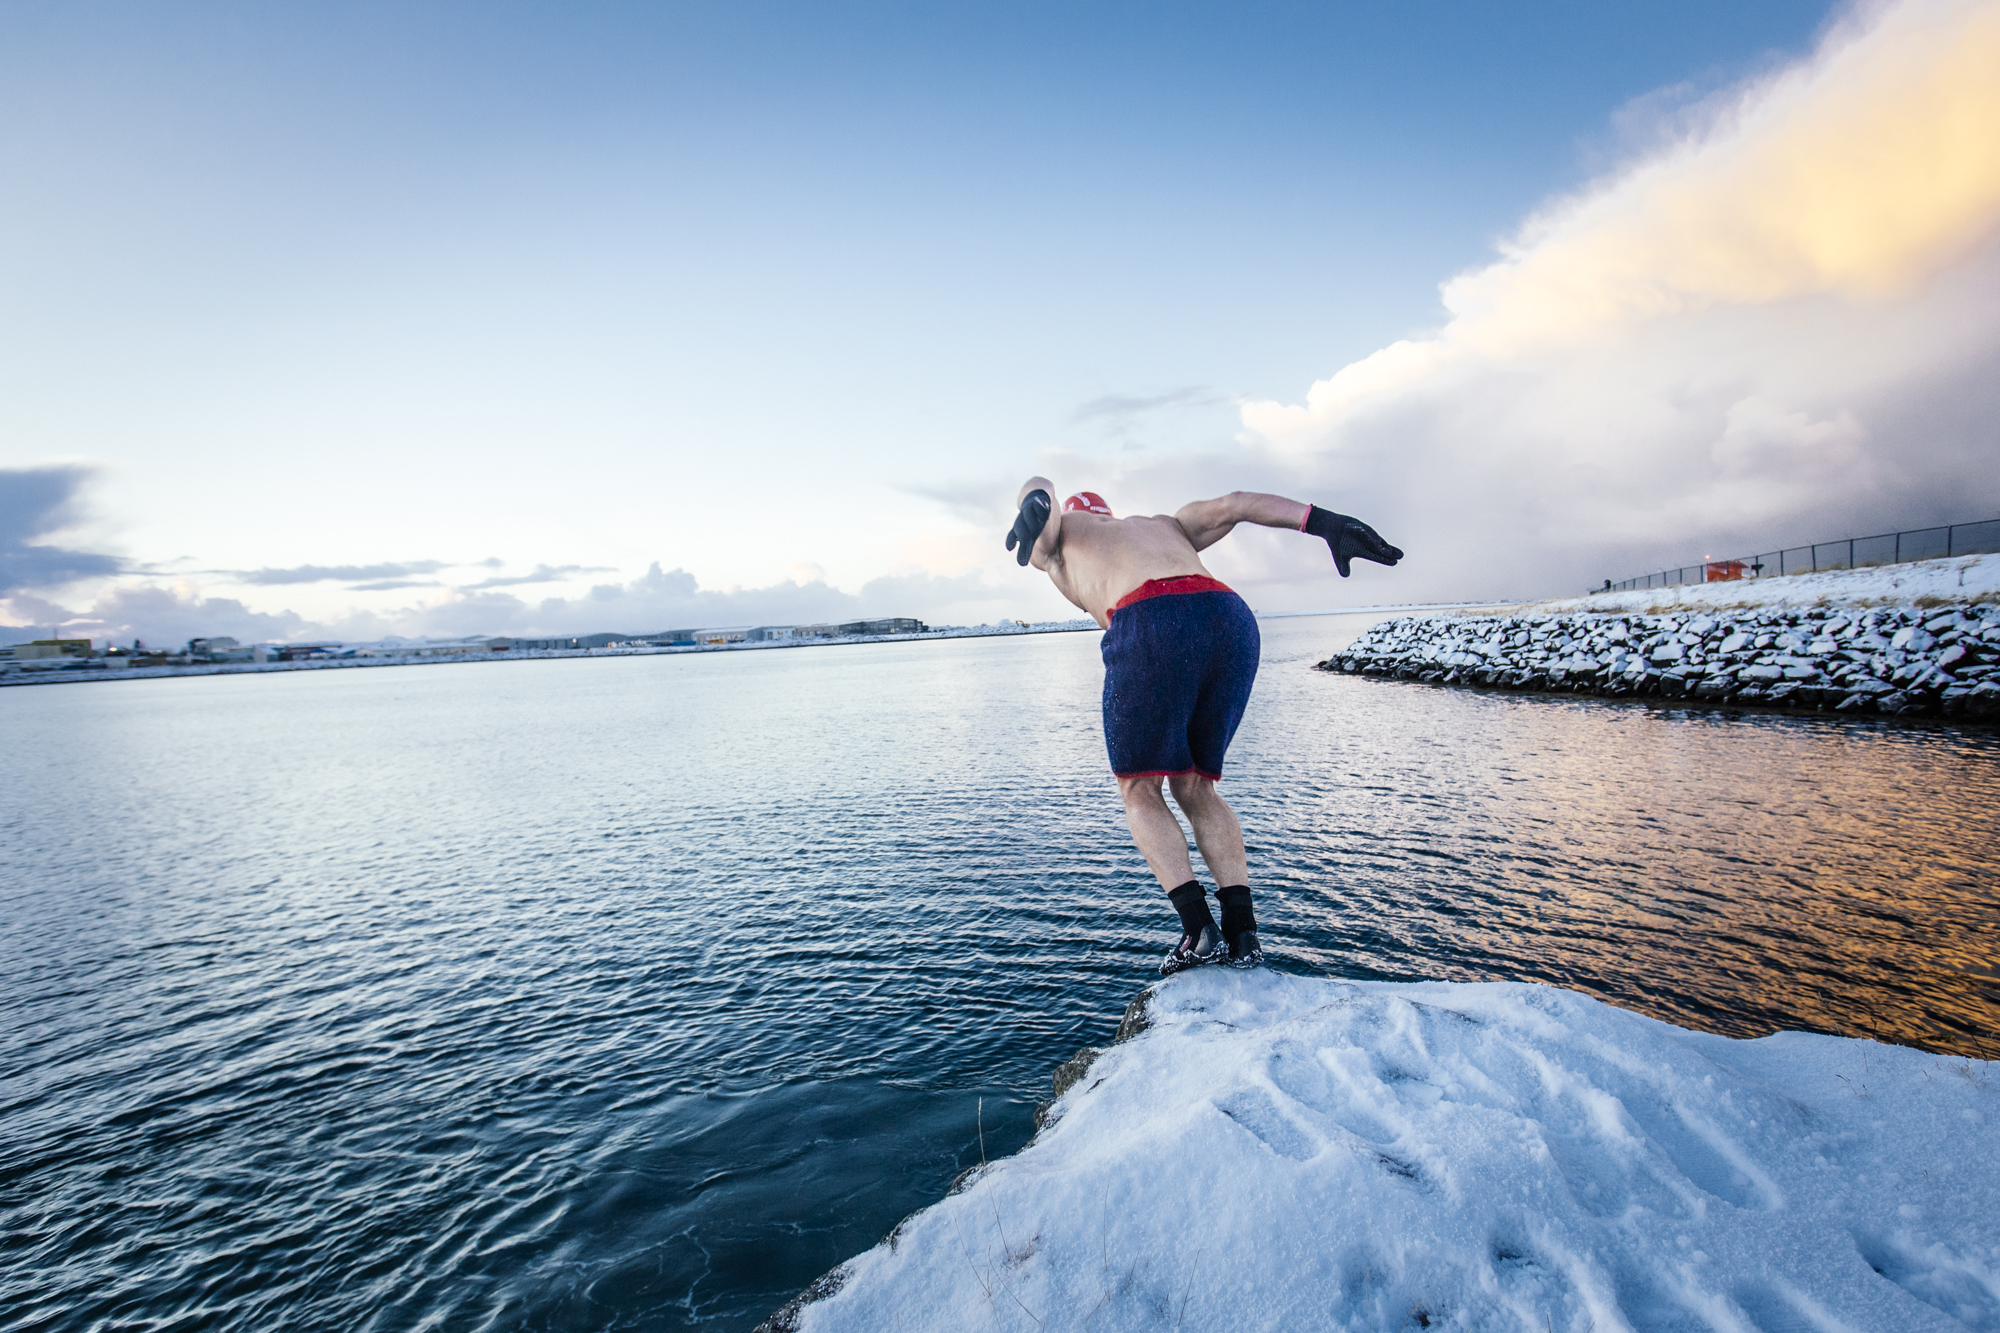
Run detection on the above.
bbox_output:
[1117,774,1169,808]
[1167,771,1217,806]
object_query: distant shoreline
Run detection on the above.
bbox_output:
[0,619,1104,689]
[1,600,1596,691]
[1253,599,1517,619]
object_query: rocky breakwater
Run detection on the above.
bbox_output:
[1318,600,2000,720]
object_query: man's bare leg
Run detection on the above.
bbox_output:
[1165,773,1246,886]
[1169,773,1262,963]
[1116,775,1198,889]
[1117,775,1223,967]
[1118,773,1259,970]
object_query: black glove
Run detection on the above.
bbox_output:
[1303,505,1403,577]
[1005,489,1052,566]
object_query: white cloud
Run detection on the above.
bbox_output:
[1442,0,2000,353]
[5,562,1035,647]
[3,582,308,649]
[1224,0,2000,603]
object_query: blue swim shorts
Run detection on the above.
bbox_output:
[1100,575,1261,779]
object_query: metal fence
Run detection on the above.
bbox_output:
[1597,518,2000,594]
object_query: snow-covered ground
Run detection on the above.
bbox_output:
[1520,553,1999,617]
[786,971,2000,1332]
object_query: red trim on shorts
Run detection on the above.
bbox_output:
[1298,505,1313,532]
[1108,574,1234,617]
[1113,767,1225,782]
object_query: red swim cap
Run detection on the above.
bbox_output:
[1064,491,1112,516]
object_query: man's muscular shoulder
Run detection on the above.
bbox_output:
[1120,512,1200,550]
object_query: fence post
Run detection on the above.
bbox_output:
[1895,531,1901,562]
[1849,538,1854,569]
[1949,524,1955,557]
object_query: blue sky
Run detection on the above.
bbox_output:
[7,0,1997,643]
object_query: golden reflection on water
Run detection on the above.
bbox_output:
[1241,621,2000,1061]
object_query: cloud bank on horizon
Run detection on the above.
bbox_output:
[6,0,2000,645]
[0,478,1023,645]
[1210,0,2000,604]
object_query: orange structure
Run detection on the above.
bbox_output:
[1704,559,1750,582]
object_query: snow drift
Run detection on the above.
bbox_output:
[773,971,2000,1332]
[1526,552,2000,618]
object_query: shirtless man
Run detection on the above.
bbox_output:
[1007,480,1402,973]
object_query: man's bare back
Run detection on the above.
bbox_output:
[1034,510,1210,628]
[1012,476,1309,628]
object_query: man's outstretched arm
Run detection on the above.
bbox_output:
[1174,491,1403,577]
[1172,492,1309,551]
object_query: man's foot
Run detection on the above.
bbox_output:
[1216,886,1262,967]
[1225,929,1264,967]
[1160,924,1225,975]
[1160,880,1223,975]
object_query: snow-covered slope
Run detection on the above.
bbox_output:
[1524,552,1999,617]
[786,972,2000,1332]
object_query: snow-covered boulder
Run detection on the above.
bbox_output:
[1321,600,2000,719]
[770,972,2000,1332]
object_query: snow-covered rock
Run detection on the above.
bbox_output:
[1319,600,2000,720]
[768,972,2000,1333]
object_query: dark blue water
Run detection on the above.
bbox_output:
[5,615,1997,1330]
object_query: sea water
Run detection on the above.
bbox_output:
[4,615,1996,1330]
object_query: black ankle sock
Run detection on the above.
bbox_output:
[1167,881,1217,938]
[1216,885,1256,938]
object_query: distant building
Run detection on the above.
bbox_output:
[486,634,659,651]
[4,639,98,673]
[838,618,927,636]
[404,640,496,657]
[607,630,697,646]
[276,642,346,660]
[491,636,578,651]
[783,619,928,639]
[346,639,499,658]
[746,626,795,641]
[12,639,94,660]
[696,627,750,645]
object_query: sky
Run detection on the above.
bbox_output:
[4,0,1997,645]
